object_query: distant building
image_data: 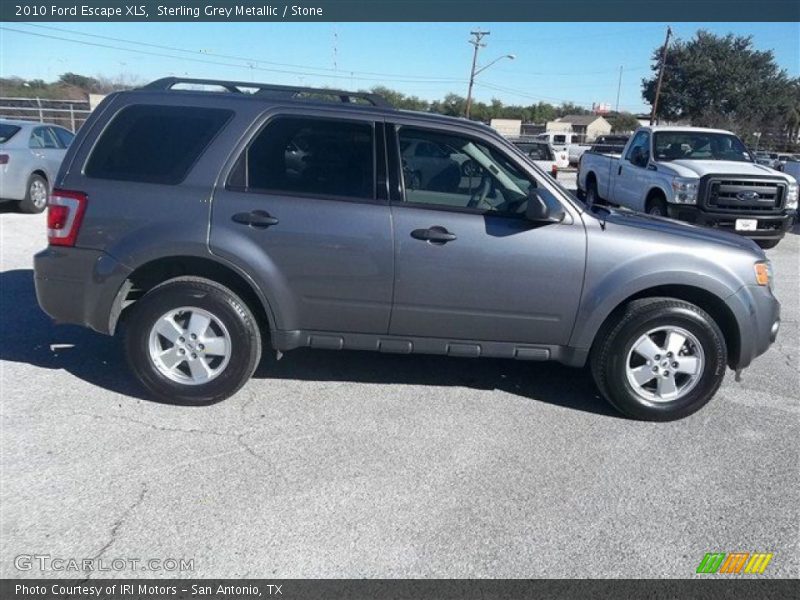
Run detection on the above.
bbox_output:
[489,118,522,137]
[547,114,612,142]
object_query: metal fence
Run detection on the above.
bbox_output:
[0,97,92,132]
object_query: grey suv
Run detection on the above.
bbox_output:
[34,78,781,421]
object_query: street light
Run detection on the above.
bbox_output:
[465,53,515,119]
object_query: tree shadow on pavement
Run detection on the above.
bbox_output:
[0,268,617,417]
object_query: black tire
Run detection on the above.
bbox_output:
[646,195,668,217]
[590,298,727,421]
[756,239,780,250]
[124,277,262,405]
[19,173,48,213]
[585,175,603,205]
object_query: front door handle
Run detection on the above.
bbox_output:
[411,226,457,244]
[232,210,279,228]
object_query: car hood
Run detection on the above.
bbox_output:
[657,159,790,180]
[590,206,763,255]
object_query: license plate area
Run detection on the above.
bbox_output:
[735,218,758,231]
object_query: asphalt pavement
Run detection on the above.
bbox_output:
[1,195,798,579]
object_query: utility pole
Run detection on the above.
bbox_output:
[615,65,623,113]
[465,30,489,119]
[650,25,672,125]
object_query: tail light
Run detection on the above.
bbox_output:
[47,189,87,247]
[551,164,558,178]
[0,154,8,165]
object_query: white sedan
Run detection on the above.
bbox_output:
[0,119,74,213]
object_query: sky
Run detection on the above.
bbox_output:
[1,21,798,114]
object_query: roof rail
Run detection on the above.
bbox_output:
[140,77,392,108]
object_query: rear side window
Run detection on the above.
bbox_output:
[228,116,375,200]
[30,127,60,149]
[53,127,75,148]
[0,124,21,144]
[85,105,232,184]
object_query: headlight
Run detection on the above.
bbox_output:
[754,260,772,287]
[671,177,699,204]
[786,182,798,210]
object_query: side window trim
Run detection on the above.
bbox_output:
[225,114,383,205]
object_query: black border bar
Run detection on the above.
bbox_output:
[2,0,800,22]
[2,579,799,600]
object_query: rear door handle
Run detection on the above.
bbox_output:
[411,226,457,244]
[232,210,279,228]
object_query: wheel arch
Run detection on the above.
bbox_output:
[644,186,669,210]
[589,284,741,369]
[111,255,276,337]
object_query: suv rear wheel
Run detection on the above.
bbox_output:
[590,298,727,421]
[125,277,261,404]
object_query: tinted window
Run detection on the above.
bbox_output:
[399,127,533,215]
[516,143,554,161]
[30,127,59,149]
[86,105,231,184]
[229,117,375,200]
[0,124,21,144]
[553,135,567,145]
[624,130,650,164]
[53,127,75,148]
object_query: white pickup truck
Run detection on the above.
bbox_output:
[577,126,798,248]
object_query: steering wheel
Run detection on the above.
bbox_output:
[467,174,493,209]
[461,159,481,178]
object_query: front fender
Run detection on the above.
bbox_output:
[569,220,751,351]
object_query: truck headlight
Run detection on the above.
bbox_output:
[671,178,699,204]
[786,182,798,210]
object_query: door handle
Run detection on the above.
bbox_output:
[411,226,457,244]
[232,210,279,228]
[618,165,623,176]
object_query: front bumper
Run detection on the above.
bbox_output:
[724,284,781,370]
[667,205,796,241]
[34,246,132,335]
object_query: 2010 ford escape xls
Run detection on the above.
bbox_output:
[34,78,781,421]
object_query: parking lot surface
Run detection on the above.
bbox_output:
[1,198,798,578]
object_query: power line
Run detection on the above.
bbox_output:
[18,22,467,83]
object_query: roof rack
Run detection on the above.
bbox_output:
[140,77,392,108]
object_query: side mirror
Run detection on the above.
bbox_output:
[526,188,566,223]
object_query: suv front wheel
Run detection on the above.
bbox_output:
[591,298,727,421]
[125,277,262,404]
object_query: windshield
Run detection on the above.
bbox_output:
[653,132,752,162]
[0,124,21,144]
[514,142,554,161]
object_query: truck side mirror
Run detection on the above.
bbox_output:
[526,187,566,223]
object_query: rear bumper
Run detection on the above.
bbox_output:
[667,205,796,241]
[725,284,781,370]
[34,246,131,335]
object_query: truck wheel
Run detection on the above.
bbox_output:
[590,298,727,421]
[19,173,48,213]
[646,197,667,216]
[125,277,262,405]
[757,239,780,250]
[585,176,603,205]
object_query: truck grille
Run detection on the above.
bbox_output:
[704,177,785,213]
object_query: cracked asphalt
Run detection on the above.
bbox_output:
[1,194,798,579]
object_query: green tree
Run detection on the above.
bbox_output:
[642,31,798,140]
[608,112,641,133]
[58,72,97,89]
